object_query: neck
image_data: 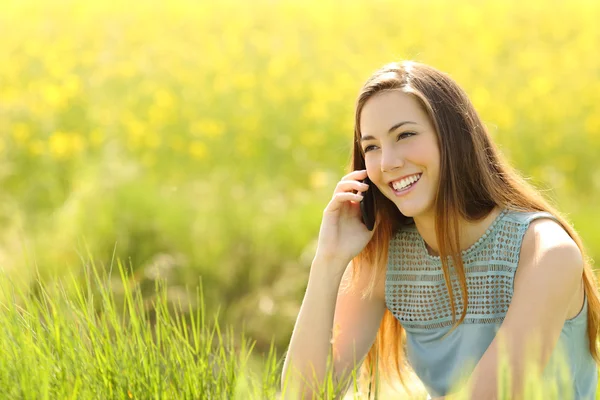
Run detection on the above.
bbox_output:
[413,207,502,257]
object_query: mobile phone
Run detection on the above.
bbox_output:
[360,176,376,231]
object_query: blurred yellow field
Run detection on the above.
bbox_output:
[0,1,599,395]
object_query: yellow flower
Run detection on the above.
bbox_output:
[90,130,105,147]
[49,132,71,159]
[302,99,328,123]
[48,131,85,159]
[145,133,161,149]
[191,119,225,139]
[11,123,30,143]
[41,83,66,108]
[63,74,81,97]
[29,140,45,156]
[309,170,329,189]
[171,137,185,152]
[189,141,207,160]
[585,115,600,139]
[153,89,175,109]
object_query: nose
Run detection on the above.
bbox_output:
[380,145,404,173]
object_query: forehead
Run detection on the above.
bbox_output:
[359,91,431,137]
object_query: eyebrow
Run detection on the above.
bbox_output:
[360,121,418,142]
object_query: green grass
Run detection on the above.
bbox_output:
[0,253,588,399]
[0,255,284,399]
[0,253,372,399]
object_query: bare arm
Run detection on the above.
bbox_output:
[281,255,346,398]
[281,168,382,398]
[330,259,387,393]
[281,256,386,399]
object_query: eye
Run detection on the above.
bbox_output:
[397,131,416,140]
[363,145,377,153]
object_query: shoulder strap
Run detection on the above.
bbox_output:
[505,209,560,225]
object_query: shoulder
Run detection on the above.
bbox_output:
[520,217,582,265]
[516,216,583,289]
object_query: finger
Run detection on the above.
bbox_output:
[334,180,369,194]
[325,192,364,213]
[341,169,368,181]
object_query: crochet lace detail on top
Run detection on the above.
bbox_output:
[385,209,530,331]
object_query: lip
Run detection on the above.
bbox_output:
[390,174,422,196]
[387,173,423,187]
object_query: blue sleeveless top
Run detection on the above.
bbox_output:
[385,209,597,399]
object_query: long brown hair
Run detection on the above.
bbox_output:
[348,61,600,395]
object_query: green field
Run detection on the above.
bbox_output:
[1,0,599,397]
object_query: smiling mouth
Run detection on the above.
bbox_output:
[389,173,422,191]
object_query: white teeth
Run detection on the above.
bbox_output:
[392,174,421,190]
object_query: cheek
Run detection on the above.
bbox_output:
[413,143,440,172]
[430,150,441,176]
[364,154,380,175]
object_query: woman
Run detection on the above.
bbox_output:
[281,61,600,399]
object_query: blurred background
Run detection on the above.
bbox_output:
[1,0,599,374]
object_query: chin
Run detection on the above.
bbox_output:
[395,201,433,219]
[398,207,417,218]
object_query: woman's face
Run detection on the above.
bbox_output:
[359,90,440,219]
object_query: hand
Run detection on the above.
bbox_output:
[313,169,376,275]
